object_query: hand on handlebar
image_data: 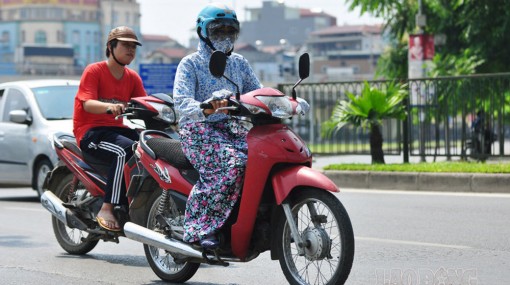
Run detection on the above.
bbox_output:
[106,103,126,116]
[203,99,229,116]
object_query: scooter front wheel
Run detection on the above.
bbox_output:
[275,188,354,285]
[143,189,200,283]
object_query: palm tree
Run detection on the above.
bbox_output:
[322,81,407,164]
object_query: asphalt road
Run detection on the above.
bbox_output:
[1,187,509,285]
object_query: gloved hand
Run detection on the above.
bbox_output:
[296,97,310,116]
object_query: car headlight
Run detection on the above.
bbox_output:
[255,95,293,118]
[147,102,177,124]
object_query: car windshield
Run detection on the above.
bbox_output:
[32,85,78,120]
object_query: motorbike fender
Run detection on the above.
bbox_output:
[43,163,71,193]
[271,166,339,204]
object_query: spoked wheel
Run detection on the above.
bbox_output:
[276,188,354,285]
[143,190,200,283]
[52,174,99,255]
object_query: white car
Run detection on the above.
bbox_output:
[0,79,78,197]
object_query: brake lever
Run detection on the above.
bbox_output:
[215,106,238,113]
[115,113,134,120]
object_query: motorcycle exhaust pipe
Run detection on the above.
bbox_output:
[40,191,88,230]
[123,222,204,259]
[41,191,68,223]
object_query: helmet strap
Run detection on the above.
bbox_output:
[197,28,233,56]
[110,44,127,66]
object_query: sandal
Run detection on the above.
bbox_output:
[96,216,122,232]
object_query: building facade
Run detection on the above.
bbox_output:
[306,24,384,81]
[239,1,336,47]
[0,0,141,76]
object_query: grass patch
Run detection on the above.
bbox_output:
[324,161,510,173]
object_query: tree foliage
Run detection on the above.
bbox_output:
[347,0,510,77]
[322,81,407,164]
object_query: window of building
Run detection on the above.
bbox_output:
[72,30,80,44]
[20,8,28,20]
[1,31,9,45]
[35,30,47,44]
[113,11,118,25]
[0,31,11,51]
[57,30,62,43]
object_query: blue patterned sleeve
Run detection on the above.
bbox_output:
[239,57,263,93]
[173,57,206,122]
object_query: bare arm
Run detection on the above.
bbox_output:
[83,99,126,116]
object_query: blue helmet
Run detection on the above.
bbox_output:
[196,2,240,40]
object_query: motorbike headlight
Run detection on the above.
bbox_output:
[255,96,293,118]
[147,102,177,124]
[241,102,267,115]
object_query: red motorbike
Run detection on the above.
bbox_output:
[42,52,355,285]
[41,92,178,247]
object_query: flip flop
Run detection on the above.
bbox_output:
[96,216,122,232]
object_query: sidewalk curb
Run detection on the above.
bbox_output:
[322,170,510,193]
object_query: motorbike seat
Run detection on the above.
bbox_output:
[58,135,111,176]
[145,137,195,170]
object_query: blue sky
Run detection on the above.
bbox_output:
[137,0,382,47]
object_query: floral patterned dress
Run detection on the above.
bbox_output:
[173,40,261,243]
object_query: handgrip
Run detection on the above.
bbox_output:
[200,102,213,109]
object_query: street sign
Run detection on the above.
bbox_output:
[139,63,178,95]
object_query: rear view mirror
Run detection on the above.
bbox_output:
[298,53,310,80]
[209,51,227,78]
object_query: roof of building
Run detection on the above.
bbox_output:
[142,34,174,42]
[150,48,189,59]
[235,42,258,52]
[299,8,335,19]
[311,24,383,36]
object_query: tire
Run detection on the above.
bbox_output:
[34,159,53,198]
[52,174,99,255]
[143,190,200,283]
[275,188,354,285]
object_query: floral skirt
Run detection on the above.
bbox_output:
[179,120,248,243]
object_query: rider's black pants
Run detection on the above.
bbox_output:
[80,126,138,205]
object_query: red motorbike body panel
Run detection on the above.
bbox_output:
[231,123,313,258]
[137,146,193,195]
[56,147,105,197]
[272,166,339,204]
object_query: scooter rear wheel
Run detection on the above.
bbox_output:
[275,188,354,285]
[143,190,200,283]
[52,174,99,255]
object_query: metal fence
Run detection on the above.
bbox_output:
[278,73,510,160]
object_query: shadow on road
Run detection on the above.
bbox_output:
[0,196,39,202]
[57,253,149,268]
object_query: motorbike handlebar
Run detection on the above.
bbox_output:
[199,102,213,109]
[200,99,239,115]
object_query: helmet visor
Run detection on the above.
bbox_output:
[207,19,239,41]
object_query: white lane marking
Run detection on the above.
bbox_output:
[357,236,473,249]
[340,188,510,198]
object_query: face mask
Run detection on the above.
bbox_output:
[211,37,235,53]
